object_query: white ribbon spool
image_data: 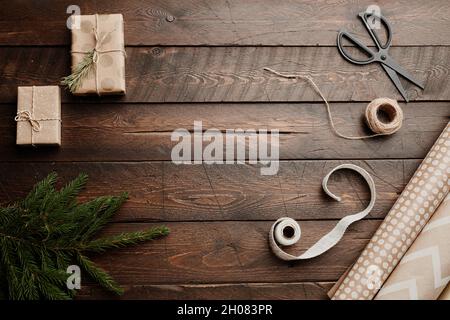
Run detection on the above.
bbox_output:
[269,164,376,261]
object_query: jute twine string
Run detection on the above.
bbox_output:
[263,67,403,140]
[15,86,61,146]
[71,14,127,95]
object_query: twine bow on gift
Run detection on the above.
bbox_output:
[63,14,126,95]
[15,110,41,133]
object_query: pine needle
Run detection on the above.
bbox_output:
[61,51,95,93]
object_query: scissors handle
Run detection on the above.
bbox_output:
[359,12,392,50]
[337,30,376,65]
[337,11,393,65]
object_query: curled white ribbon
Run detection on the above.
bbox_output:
[269,164,376,261]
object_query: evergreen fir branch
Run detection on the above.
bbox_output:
[53,251,71,270]
[70,196,114,241]
[0,268,7,300]
[39,267,68,287]
[76,253,123,295]
[61,51,95,93]
[0,173,169,299]
[80,193,129,241]
[21,172,57,212]
[37,281,71,300]
[21,268,39,300]
[83,226,170,253]
[0,206,17,229]
[57,173,88,208]
[0,241,23,300]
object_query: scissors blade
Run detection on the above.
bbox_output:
[382,64,409,102]
[383,56,425,89]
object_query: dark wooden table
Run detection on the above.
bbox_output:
[0,0,449,299]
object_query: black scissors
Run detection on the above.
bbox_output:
[337,11,424,102]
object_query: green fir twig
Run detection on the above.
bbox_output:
[0,173,169,300]
[61,51,95,93]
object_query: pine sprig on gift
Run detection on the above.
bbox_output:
[61,51,95,93]
[0,172,169,300]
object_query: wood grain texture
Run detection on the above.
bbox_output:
[1,0,449,46]
[77,282,334,300]
[0,46,448,103]
[0,103,448,161]
[0,160,419,221]
[84,220,380,284]
[1,0,448,301]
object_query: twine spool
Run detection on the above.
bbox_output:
[263,67,403,140]
[365,98,403,135]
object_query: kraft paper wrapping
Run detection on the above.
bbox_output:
[331,122,450,300]
[376,194,450,300]
[16,86,61,146]
[71,14,126,95]
[439,283,450,300]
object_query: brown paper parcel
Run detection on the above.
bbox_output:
[376,194,450,300]
[71,14,126,95]
[331,122,450,300]
[16,86,61,146]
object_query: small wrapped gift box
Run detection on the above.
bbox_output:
[68,13,126,95]
[16,86,61,146]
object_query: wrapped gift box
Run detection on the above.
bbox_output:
[69,13,126,95]
[16,86,61,146]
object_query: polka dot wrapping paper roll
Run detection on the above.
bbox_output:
[375,194,450,300]
[70,14,126,95]
[331,122,450,300]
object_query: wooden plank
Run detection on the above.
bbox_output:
[81,220,380,284]
[0,102,447,161]
[0,160,420,221]
[77,282,334,300]
[0,46,448,103]
[1,0,449,46]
